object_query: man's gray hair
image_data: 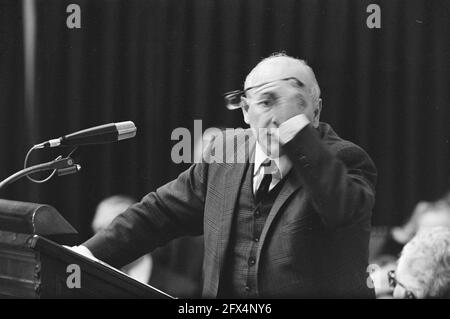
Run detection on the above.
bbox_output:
[400,227,450,298]
[255,52,321,107]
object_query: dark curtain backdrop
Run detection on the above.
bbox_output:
[1,0,449,241]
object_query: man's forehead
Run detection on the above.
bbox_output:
[245,57,312,89]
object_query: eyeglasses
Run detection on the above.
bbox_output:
[387,270,417,299]
[223,77,305,110]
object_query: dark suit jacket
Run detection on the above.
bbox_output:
[84,122,377,298]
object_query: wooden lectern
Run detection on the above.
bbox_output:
[0,199,173,299]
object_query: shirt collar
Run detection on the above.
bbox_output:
[253,141,292,179]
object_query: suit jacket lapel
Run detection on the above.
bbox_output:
[257,170,303,257]
[216,131,256,278]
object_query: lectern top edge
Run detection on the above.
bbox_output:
[0,199,78,236]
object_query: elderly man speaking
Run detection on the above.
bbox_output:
[74,53,377,298]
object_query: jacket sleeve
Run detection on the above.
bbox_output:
[83,162,208,268]
[283,124,377,229]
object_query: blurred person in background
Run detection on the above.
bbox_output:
[383,191,450,257]
[389,227,450,299]
[370,191,450,297]
[149,235,203,297]
[94,195,204,297]
[93,195,153,284]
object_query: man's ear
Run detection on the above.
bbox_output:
[312,99,322,128]
[241,105,250,125]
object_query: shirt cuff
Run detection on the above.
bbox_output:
[278,114,310,144]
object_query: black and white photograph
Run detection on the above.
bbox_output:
[0,0,449,305]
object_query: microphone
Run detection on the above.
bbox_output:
[35,121,137,148]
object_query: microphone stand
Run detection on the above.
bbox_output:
[0,157,81,191]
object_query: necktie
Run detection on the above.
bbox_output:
[255,172,273,204]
